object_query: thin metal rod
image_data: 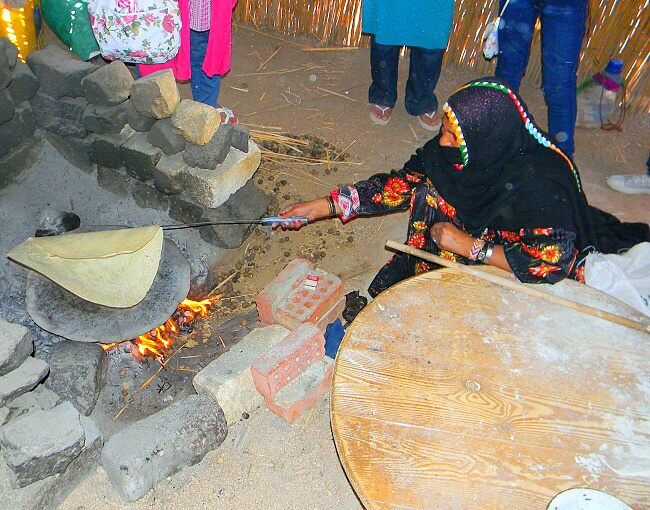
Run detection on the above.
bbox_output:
[161,220,263,230]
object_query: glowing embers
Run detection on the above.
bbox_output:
[102,296,220,360]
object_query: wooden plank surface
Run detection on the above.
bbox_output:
[331,269,650,510]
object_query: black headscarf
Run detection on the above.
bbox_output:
[404,77,596,250]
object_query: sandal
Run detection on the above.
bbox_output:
[370,104,393,126]
[216,106,239,125]
[419,110,442,131]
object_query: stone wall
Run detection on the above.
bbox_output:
[0,39,269,250]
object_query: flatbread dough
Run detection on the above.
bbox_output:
[7,226,164,308]
[547,488,633,510]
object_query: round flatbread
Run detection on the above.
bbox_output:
[7,226,164,308]
[547,488,633,510]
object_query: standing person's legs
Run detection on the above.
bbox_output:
[404,46,444,116]
[539,0,588,158]
[495,0,537,92]
[369,35,401,108]
[190,29,221,106]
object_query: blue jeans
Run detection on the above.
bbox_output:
[190,29,221,106]
[495,0,588,158]
[369,36,444,116]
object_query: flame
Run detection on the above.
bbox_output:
[101,296,220,359]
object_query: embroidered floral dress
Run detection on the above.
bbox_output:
[332,168,579,297]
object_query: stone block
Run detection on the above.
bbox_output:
[0,109,30,157]
[0,38,18,71]
[16,102,35,137]
[265,357,334,423]
[153,153,186,194]
[26,45,96,99]
[183,141,261,207]
[171,99,220,145]
[251,323,325,401]
[148,117,185,155]
[30,92,87,137]
[81,60,134,106]
[130,69,179,119]
[43,342,107,416]
[82,101,128,134]
[0,89,15,123]
[126,99,156,131]
[96,165,130,196]
[0,40,14,89]
[168,194,205,225]
[0,357,49,407]
[121,132,162,181]
[101,395,227,502]
[182,124,233,170]
[91,130,131,168]
[197,179,270,248]
[0,414,102,510]
[256,259,314,325]
[4,386,62,424]
[193,325,289,424]
[42,131,93,170]
[0,318,33,377]
[8,61,39,104]
[0,401,84,488]
[130,178,170,211]
[228,124,250,153]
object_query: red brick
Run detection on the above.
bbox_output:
[250,323,325,400]
[274,269,344,331]
[256,259,313,325]
[315,296,345,331]
[265,357,334,423]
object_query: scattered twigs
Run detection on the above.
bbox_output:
[315,86,363,104]
[257,46,281,70]
[233,22,310,49]
[302,46,359,52]
[333,140,356,161]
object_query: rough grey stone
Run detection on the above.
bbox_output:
[96,165,130,196]
[0,357,49,407]
[126,99,156,131]
[91,133,128,168]
[0,89,15,124]
[4,386,62,424]
[0,408,9,427]
[83,101,128,134]
[229,124,250,153]
[130,178,170,211]
[26,45,96,99]
[199,180,271,248]
[171,99,220,145]
[168,194,205,225]
[182,126,233,169]
[31,92,88,137]
[130,69,179,119]
[101,395,227,502]
[81,60,134,106]
[121,132,162,181]
[8,61,39,103]
[0,318,33,377]
[0,414,102,510]
[43,342,107,416]
[0,48,11,89]
[148,118,185,155]
[0,401,84,488]
[0,112,24,157]
[41,131,93,170]
[0,38,17,70]
[16,102,35,137]
[153,153,186,195]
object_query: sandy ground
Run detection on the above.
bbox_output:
[40,23,650,509]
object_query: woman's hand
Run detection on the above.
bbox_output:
[429,222,474,257]
[276,198,336,230]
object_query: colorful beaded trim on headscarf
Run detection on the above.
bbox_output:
[456,80,582,192]
[442,102,469,167]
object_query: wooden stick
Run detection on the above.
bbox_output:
[257,46,281,70]
[315,86,364,104]
[385,240,650,335]
[233,22,310,49]
[302,46,359,52]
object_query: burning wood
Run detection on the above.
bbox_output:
[101,296,220,360]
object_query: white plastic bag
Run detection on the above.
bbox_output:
[87,0,181,64]
[584,242,650,317]
[482,0,510,60]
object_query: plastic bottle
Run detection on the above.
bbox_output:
[576,59,624,128]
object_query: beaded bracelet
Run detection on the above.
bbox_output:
[469,238,485,261]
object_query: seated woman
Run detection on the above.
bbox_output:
[278,78,649,297]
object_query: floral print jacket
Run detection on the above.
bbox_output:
[332,168,581,284]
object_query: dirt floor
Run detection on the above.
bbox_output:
[49,23,650,509]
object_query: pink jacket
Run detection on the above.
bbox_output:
[138,0,237,79]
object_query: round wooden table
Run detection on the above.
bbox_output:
[331,269,650,509]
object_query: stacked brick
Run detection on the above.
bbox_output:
[249,259,345,422]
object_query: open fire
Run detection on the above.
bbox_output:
[102,296,220,360]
